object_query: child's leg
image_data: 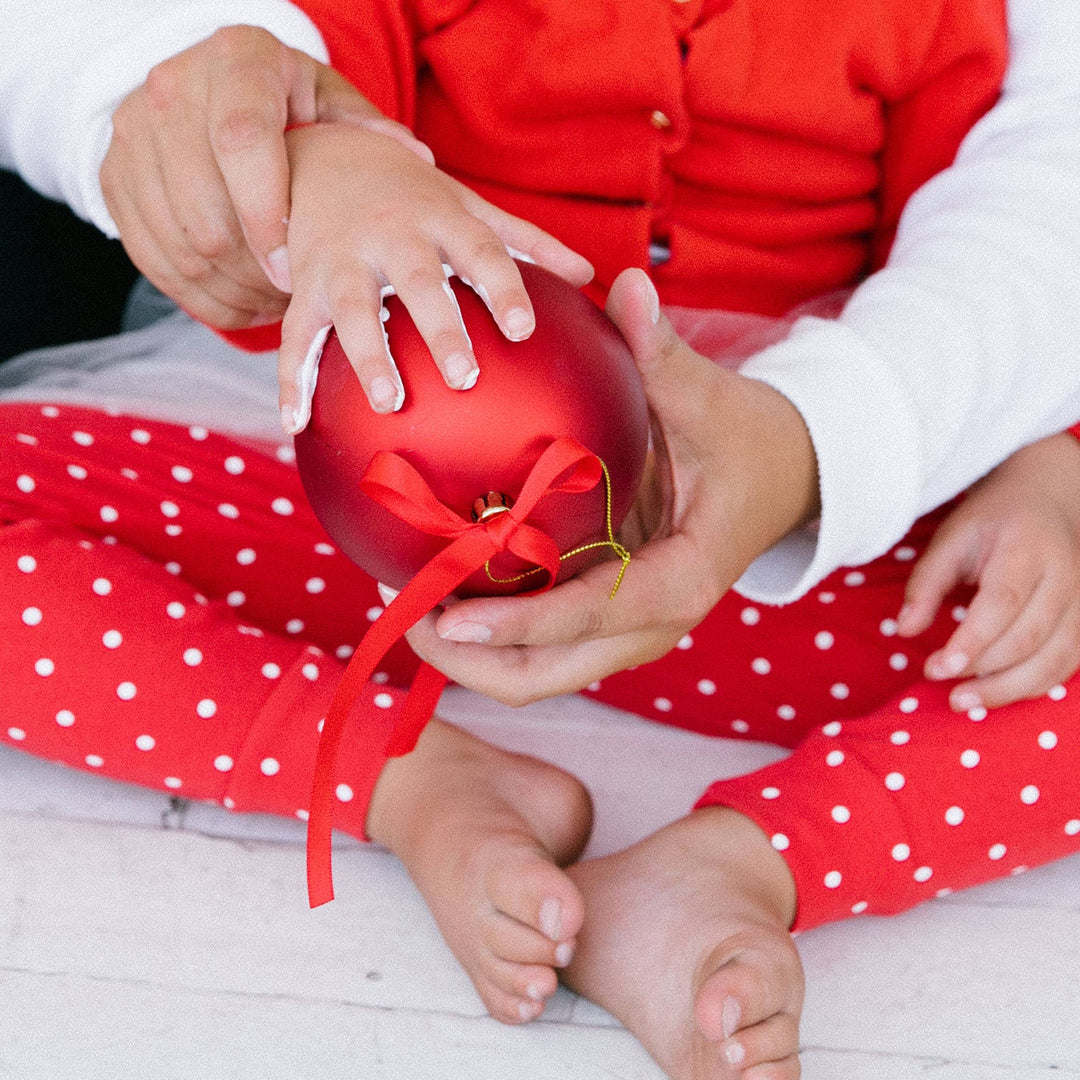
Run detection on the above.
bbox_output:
[573,510,1078,1079]
[0,402,587,1023]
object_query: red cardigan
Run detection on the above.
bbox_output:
[230,0,1005,348]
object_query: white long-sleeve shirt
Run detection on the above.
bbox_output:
[2,0,1079,603]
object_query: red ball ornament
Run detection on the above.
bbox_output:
[294,261,648,598]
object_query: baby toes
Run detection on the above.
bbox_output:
[720,1012,800,1075]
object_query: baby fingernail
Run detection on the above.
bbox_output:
[723,1040,746,1066]
[952,689,982,711]
[722,997,741,1039]
[266,245,292,293]
[370,375,402,412]
[929,652,968,679]
[439,620,491,644]
[539,897,562,941]
[504,307,534,340]
[445,352,478,390]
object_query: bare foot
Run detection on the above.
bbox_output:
[563,807,803,1079]
[365,718,592,1024]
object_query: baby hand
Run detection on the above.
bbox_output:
[898,433,1080,710]
[279,122,593,429]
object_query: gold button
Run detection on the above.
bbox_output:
[650,109,672,130]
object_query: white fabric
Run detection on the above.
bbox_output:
[0,0,328,235]
[2,0,1080,605]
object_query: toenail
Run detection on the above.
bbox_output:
[723,1039,745,1066]
[722,997,741,1039]
[539,897,562,941]
[525,983,544,1002]
[554,941,574,967]
[517,999,542,1022]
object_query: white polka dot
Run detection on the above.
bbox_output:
[967,706,987,722]
[130,428,151,445]
[822,721,842,736]
[262,663,282,679]
[41,405,59,418]
[314,543,336,556]
[16,474,35,493]
[171,465,194,483]
[913,865,933,882]
[135,734,156,751]
[1020,785,1040,805]
[72,431,94,447]
[305,577,326,594]
[893,546,917,562]
[224,455,246,475]
[55,710,75,727]
[814,631,834,650]
[236,548,256,566]
[1048,684,1067,702]
[936,888,954,898]
[183,648,203,667]
[67,464,88,480]
[102,630,122,649]
[164,524,183,537]
[286,619,305,634]
[740,606,761,626]
[85,754,104,768]
[777,704,796,721]
[164,777,183,790]
[898,697,919,714]
[7,728,26,741]
[196,699,217,719]
[15,433,37,445]
[226,591,246,607]
[771,833,790,851]
[826,750,845,767]
[830,682,849,700]
[952,605,968,622]
[1064,820,1080,836]
[222,797,235,808]
[22,607,42,626]
[654,697,673,712]
[751,657,771,675]
[697,679,717,696]
[218,503,240,519]
[372,671,389,684]
[960,749,980,768]
[1011,865,1029,876]
[890,730,911,745]
[818,591,836,604]
[885,772,905,791]
[166,602,186,619]
[676,634,694,650]
[276,444,296,464]
[214,755,234,773]
[879,618,899,637]
[17,555,37,573]
[116,682,136,700]
[844,571,865,586]
[945,806,965,826]
[120,468,139,481]
[336,645,355,660]
[761,786,781,800]
[260,757,280,776]
[336,783,354,802]
[92,578,112,596]
[365,606,384,622]
[824,870,842,889]
[303,662,320,681]
[892,843,911,861]
[831,805,851,823]
[99,505,119,523]
[294,808,309,821]
[189,426,209,441]
[160,501,180,518]
[731,719,750,734]
[889,652,909,671]
[35,658,55,677]
[1038,730,1058,750]
[374,692,395,709]
[988,843,1007,861]
[851,901,869,914]
[272,497,295,515]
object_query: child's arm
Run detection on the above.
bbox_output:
[277,121,592,427]
[898,432,1080,711]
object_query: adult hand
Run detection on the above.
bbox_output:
[395,268,820,705]
[101,25,426,331]
[899,432,1080,710]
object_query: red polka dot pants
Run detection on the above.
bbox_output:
[2,403,1078,931]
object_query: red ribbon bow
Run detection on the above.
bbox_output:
[306,437,602,907]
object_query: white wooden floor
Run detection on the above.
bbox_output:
[2,687,1078,1080]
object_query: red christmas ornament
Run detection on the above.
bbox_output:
[295,261,648,596]
[293,261,648,908]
